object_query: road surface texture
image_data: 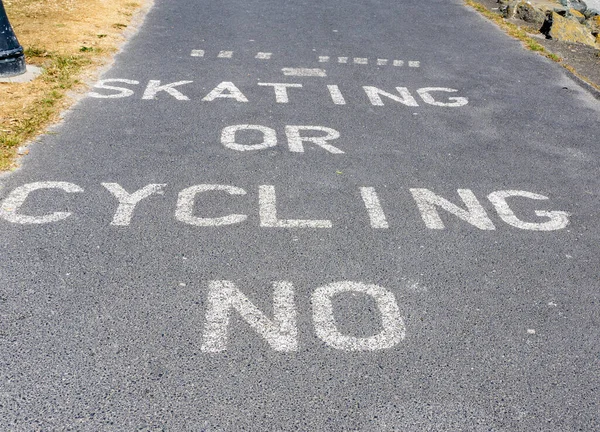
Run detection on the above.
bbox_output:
[1,0,599,430]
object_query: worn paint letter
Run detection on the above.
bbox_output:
[102,183,166,226]
[221,124,277,151]
[201,280,297,352]
[0,181,83,224]
[417,88,468,107]
[285,126,344,154]
[410,188,495,230]
[488,190,570,231]
[312,281,405,351]
[363,86,419,107]
[89,79,139,98]
[202,81,248,102]
[176,184,247,226]
[142,80,193,100]
[259,185,332,228]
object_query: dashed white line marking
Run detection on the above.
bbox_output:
[318,56,330,63]
[218,50,233,58]
[190,49,205,57]
[337,57,348,64]
[281,68,327,77]
[256,52,272,59]
[353,58,368,65]
[377,59,388,66]
[393,60,404,67]
[409,61,420,68]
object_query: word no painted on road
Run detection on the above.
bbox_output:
[201,280,405,352]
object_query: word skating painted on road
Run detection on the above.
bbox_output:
[88,79,468,107]
[0,182,570,231]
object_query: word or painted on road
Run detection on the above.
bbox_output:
[200,280,405,352]
[0,182,570,231]
[88,79,468,107]
[221,125,344,153]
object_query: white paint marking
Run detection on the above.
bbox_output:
[360,187,389,229]
[191,49,205,57]
[377,59,388,66]
[175,184,247,226]
[142,80,193,100]
[0,182,83,224]
[410,188,495,230]
[363,86,419,107]
[281,68,327,77]
[527,329,536,335]
[408,60,420,68]
[255,52,272,59]
[285,126,344,154]
[488,190,570,231]
[102,183,165,226]
[257,82,302,103]
[417,87,468,107]
[393,60,404,67]
[353,57,368,65]
[201,281,297,352]
[312,282,405,351]
[318,56,330,63]
[221,124,277,151]
[327,84,346,105]
[202,81,248,102]
[259,185,332,228]
[337,57,348,64]
[89,79,139,99]
[217,50,233,58]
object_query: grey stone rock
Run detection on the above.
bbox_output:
[516,1,546,23]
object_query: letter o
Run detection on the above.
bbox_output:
[312,281,405,351]
[221,124,277,151]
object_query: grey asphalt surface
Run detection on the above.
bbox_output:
[1,0,600,430]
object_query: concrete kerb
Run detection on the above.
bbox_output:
[0,65,41,83]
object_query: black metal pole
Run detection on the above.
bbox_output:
[0,0,26,78]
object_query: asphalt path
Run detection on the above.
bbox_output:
[1,0,599,430]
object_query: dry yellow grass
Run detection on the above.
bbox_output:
[0,0,148,170]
